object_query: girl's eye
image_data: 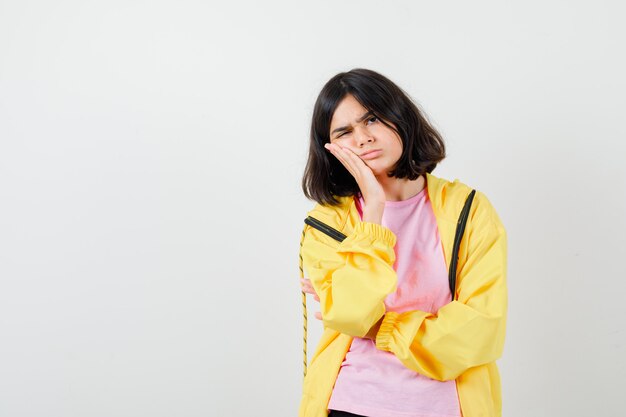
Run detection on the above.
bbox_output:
[334,116,377,139]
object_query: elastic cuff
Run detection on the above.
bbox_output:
[352,222,397,246]
[375,311,400,352]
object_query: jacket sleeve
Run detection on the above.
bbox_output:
[301,221,398,338]
[374,197,508,381]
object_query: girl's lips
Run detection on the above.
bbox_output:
[360,150,382,160]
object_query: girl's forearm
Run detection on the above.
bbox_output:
[362,204,384,224]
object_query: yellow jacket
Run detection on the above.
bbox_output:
[298,172,508,417]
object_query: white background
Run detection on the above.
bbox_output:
[1,1,625,416]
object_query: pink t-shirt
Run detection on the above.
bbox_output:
[327,185,463,417]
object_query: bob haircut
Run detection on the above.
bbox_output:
[302,68,446,207]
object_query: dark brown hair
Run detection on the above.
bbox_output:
[301,68,446,206]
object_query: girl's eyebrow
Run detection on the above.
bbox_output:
[331,111,373,135]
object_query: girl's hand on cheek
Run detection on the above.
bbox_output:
[324,143,386,209]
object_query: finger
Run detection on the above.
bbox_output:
[340,146,371,176]
[326,143,358,178]
[300,278,311,289]
[302,287,316,296]
[300,279,314,294]
[334,146,361,178]
[328,144,373,188]
[300,279,320,300]
[315,311,322,320]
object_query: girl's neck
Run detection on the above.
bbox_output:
[374,173,426,202]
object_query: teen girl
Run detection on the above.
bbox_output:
[298,68,508,417]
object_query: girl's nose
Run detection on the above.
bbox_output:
[357,136,374,147]
[355,129,374,147]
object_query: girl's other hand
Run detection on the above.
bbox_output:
[324,143,386,211]
[300,278,322,320]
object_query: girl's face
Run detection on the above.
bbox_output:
[328,94,403,176]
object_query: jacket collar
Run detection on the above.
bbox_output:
[306,172,472,230]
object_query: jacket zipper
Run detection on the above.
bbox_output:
[448,189,476,301]
[304,216,347,242]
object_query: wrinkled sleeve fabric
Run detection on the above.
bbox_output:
[301,221,399,338]
[375,199,508,382]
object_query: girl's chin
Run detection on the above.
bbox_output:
[365,161,390,173]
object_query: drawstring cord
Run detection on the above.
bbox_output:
[299,224,308,379]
